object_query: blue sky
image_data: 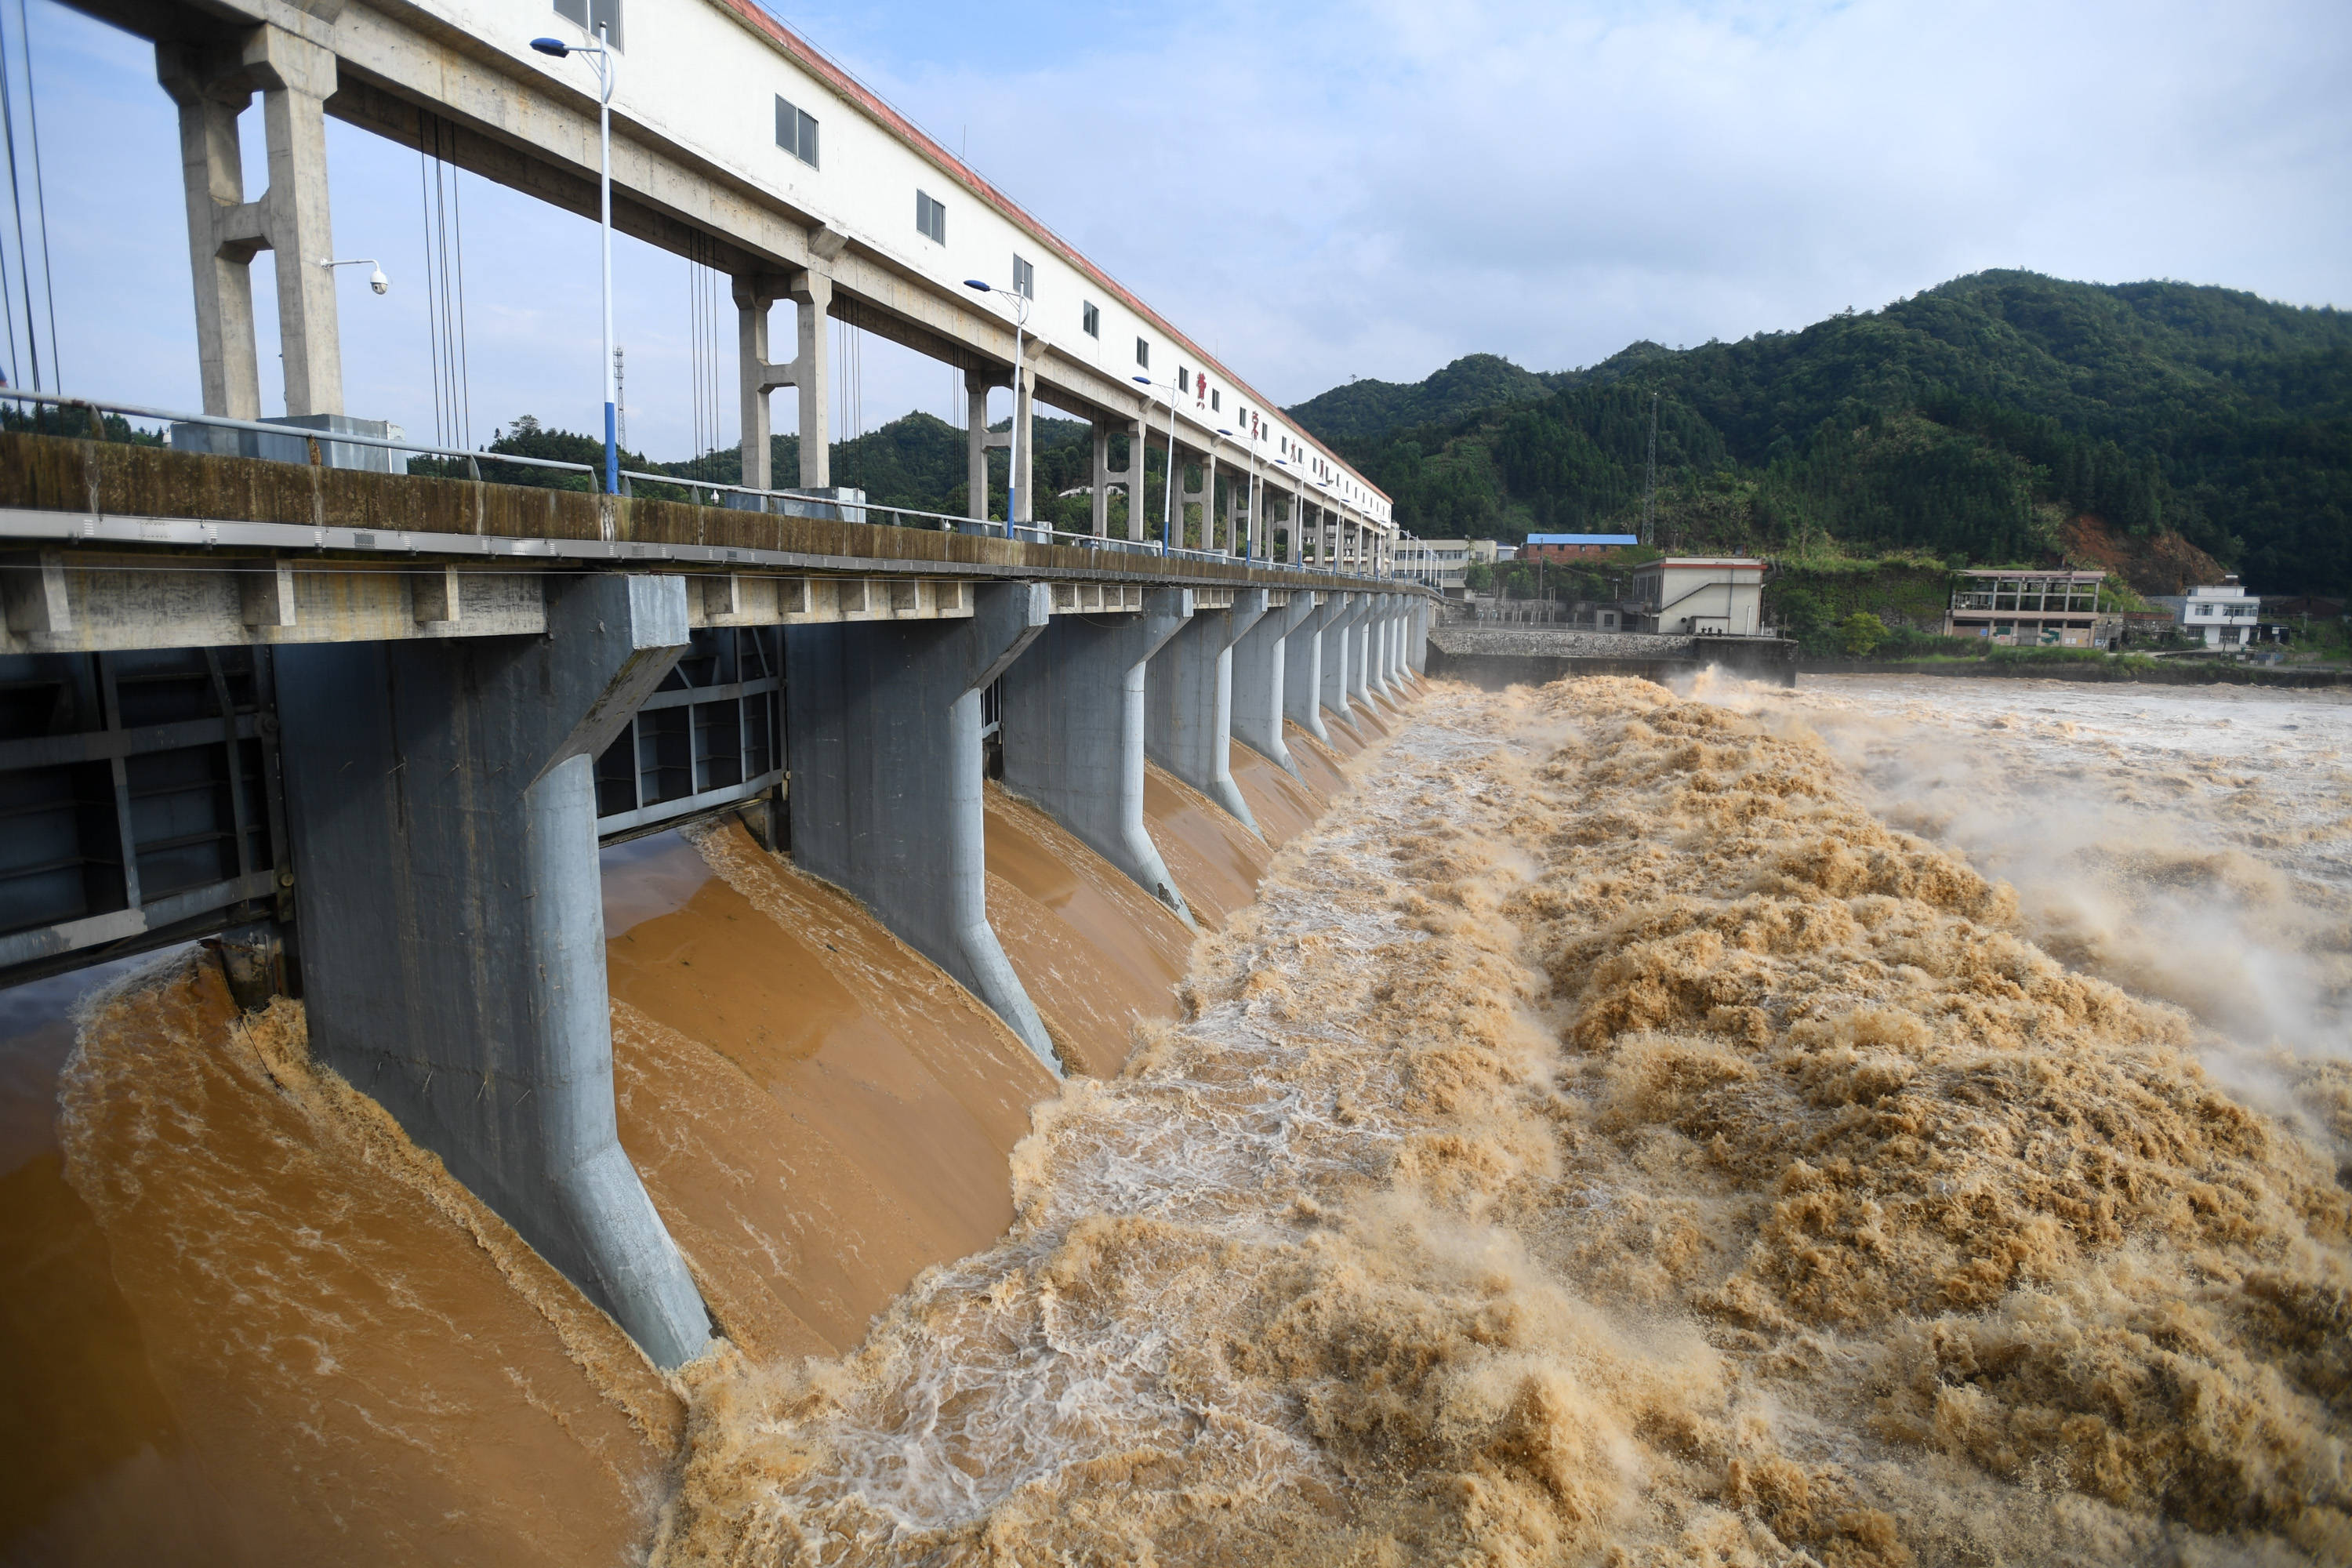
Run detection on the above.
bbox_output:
[13,0,2351,463]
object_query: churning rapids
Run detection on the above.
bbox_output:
[16,672,2352,1566]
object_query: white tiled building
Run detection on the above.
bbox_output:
[2175,578,2263,646]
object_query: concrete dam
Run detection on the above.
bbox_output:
[0,424,1432,1557]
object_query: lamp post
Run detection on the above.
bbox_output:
[1131,374,1180,557]
[531,29,618,494]
[963,278,1029,537]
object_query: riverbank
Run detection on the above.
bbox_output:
[1804,654,2352,688]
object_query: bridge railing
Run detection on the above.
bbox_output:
[1,390,1373,575]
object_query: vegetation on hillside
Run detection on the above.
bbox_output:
[430,412,1221,541]
[1297,272,2352,593]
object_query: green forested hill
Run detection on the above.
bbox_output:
[1294,272,2352,593]
[1285,354,1553,444]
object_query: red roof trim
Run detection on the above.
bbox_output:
[710,0,1389,508]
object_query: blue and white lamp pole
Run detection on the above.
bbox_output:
[532,28,619,495]
[1131,374,1180,556]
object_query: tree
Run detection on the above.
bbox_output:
[1839,611,1889,657]
[1464,561,1495,593]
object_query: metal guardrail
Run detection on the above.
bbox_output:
[0,389,1384,578]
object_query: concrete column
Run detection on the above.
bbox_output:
[1233,591,1316,778]
[735,278,783,493]
[1178,453,1204,551]
[966,373,1007,522]
[785,583,1056,1068]
[158,41,260,419]
[1089,420,1113,537]
[1362,596,1391,701]
[1321,592,1366,728]
[158,24,343,419]
[789,272,832,488]
[1145,588,1266,833]
[735,269,831,494]
[1124,411,1149,543]
[1001,589,1197,924]
[251,27,340,417]
[1285,592,1341,743]
[275,574,710,1369]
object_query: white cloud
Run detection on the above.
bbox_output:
[23,0,2350,462]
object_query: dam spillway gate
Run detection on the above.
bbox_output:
[0,431,1432,1368]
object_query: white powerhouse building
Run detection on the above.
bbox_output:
[1630,558,1767,634]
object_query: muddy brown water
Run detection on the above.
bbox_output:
[0,713,1357,1566]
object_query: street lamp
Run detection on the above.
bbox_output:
[531,30,619,495]
[1131,373,1180,557]
[964,278,1029,538]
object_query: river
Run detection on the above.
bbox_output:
[3,673,2346,1565]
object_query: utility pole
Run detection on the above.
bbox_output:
[1642,391,1659,547]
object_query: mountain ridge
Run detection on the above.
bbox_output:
[1286,271,2350,592]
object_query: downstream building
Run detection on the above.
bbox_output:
[1629,557,1766,635]
[1944,569,2111,647]
[1522,532,1639,562]
[2172,578,2266,647]
[1392,536,1503,593]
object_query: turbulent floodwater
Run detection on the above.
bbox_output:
[654,674,2351,1566]
[5,672,2348,1566]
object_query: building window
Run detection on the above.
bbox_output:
[553,0,622,49]
[1082,301,1100,337]
[1135,337,1149,370]
[1177,367,1189,394]
[916,190,946,245]
[1012,255,1034,299]
[1210,390,1221,412]
[775,96,818,167]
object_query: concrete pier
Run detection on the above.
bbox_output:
[785,583,1057,1069]
[1145,588,1267,833]
[274,573,712,1370]
[1365,595,1396,702]
[1320,593,1366,731]
[1348,598,1380,711]
[1000,587,1198,925]
[1233,592,1316,778]
[1285,591,1342,744]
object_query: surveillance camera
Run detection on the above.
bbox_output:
[370,268,390,296]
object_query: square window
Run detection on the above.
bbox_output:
[1136,337,1149,370]
[554,0,623,50]
[916,191,946,245]
[775,96,818,167]
[1082,301,1100,337]
[1012,255,1034,299]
